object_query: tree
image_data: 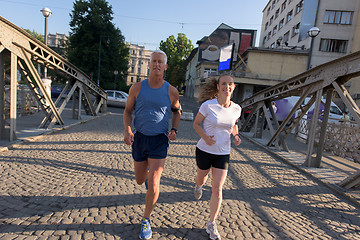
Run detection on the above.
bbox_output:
[67,0,129,90]
[160,33,193,89]
[23,29,44,42]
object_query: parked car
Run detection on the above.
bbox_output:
[106,90,128,108]
[51,85,68,98]
[274,96,343,123]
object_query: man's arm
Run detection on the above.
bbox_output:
[123,83,140,145]
[168,85,181,140]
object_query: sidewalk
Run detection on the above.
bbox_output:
[0,107,108,152]
[240,130,360,206]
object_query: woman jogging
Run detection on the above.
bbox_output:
[193,74,242,240]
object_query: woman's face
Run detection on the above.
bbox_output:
[217,75,235,98]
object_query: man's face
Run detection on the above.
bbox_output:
[149,53,167,76]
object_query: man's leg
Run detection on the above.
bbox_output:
[143,158,166,218]
[134,161,149,185]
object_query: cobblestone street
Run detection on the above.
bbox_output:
[0,113,359,239]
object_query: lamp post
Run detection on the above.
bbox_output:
[114,70,118,90]
[307,27,320,70]
[40,7,52,79]
[97,37,102,86]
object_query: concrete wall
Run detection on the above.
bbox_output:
[246,50,307,80]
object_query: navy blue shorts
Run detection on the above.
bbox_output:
[196,147,230,170]
[132,131,170,162]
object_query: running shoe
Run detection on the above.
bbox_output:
[194,185,202,200]
[139,218,152,239]
[206,221,221,240]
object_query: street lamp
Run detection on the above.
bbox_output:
[307,27,320,70]
[97,37,102,86]
[114,70,118,90]
[40,7,52,78]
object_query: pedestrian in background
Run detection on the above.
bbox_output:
[192,75,241,240]
[123,50,181,239]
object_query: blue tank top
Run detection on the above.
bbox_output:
[134,79,171,136]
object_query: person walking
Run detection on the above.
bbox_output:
[193,75,241,240]
[123,50,181,239]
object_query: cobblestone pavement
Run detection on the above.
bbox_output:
[0,113,359,240]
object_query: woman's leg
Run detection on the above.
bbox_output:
[209,167,228,222]
[195,167,210,188]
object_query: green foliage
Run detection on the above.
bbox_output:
[160,33,193,88]
[67,0,129,89]
[23,29,44,42]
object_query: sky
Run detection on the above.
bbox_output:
[0,0,269,50]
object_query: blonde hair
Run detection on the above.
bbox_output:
[198,77,218,102]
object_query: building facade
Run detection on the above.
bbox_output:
[126,44,152,86]
[185,23,257,98]
[46,33,67,48]
[260,0,360,107]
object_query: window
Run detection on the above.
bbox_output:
[270,16,274,25]
[330,106,342,115]
[115,92,125,99]
[265,22,269,30]
[292,23,300,37]
[131,77,134,82]
[279,18,284,29]
[283,31,290,43]
[139,50,143,56]
[271,42,275,48]
[273,26,278,35]
[267,31,272,40]
[286,10,293,22]
[267,7,271,16]
[131,67,135,73]
[324,10,353,25]
[275,8,280,19]
[296,0,304,14]
[263,36,267,45]
[281,0,287,12]
[204,68,217,77]
[272,0,276,9]
[319,39,348,53]
[138,67,141,74]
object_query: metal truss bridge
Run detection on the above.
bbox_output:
[239,51,360,189]
[0,16,107,141]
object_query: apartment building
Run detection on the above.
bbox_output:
[260,0,360,66]
[260,0,360,107]
[46,33,67,48]
[126,44,152,85]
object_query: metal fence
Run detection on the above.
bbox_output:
[4,85,40,118]
[296,117,359,163]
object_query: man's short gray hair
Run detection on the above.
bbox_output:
[151,50,167,64]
